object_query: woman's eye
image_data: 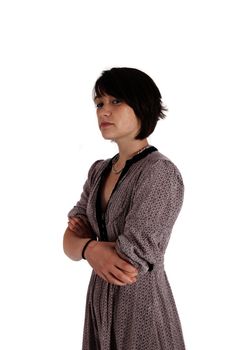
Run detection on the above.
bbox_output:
[96,102,103,109]
[112,99,121,105]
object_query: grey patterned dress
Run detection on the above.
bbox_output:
[68,147,186,350]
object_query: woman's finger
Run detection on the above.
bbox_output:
[105,272,127,286]
[68,218,79,226]
[111,266,137,284]
[68,222,75,230]
[68,221,80,233]
[115,258,138,275]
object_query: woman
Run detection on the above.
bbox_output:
[63,67,186,349]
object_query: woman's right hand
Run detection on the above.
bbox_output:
[85,241,138,286]
[68,216,95,239]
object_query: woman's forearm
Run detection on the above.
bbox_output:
[63,227,94,261]
[63,228,138,284]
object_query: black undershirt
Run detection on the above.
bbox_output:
[96,146,157,242]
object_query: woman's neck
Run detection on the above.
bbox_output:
[115,139,149,165]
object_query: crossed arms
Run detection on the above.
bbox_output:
[63,216,138,286]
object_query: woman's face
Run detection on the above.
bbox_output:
[95,94,141,142]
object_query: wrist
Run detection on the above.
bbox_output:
[84,239,98,260]
[82,238,98,260]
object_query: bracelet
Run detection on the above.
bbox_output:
[81,239,95,260]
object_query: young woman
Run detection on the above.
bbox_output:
[63,67,186,349]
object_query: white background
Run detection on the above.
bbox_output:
[0,0,232,349]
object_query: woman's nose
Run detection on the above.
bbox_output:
[99,104,112,117]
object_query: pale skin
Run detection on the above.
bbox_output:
[63,94,149,286]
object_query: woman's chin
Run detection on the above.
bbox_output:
[100,131,116,140]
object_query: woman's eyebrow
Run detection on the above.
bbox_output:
[94,96,101,101]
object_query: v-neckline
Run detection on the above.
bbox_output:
[95,146,157,241]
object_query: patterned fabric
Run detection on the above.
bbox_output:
[68,148,186,349]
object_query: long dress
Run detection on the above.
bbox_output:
[68,146,186,350]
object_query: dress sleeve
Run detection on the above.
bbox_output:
[115,159,184,274]
[67,160,102,219]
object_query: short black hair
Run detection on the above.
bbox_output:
[93,67,167,139]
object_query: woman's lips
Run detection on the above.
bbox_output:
[100,122,114,128]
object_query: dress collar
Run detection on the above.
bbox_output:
[111,145,158,166]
